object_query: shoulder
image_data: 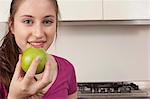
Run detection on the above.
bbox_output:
[52,55,77,94]
[52,55,75,73]
[52,55,74,68]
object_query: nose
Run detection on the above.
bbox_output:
[33,24,44,39]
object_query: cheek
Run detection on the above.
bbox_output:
[46,26,56,38]
[13,24,30,51]
[14,33,26,50]
[45,30,56,48]
[13,28,28,42]
[49,29,56,40]
[13,22,30,39]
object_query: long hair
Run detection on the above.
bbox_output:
[0,0,59,91]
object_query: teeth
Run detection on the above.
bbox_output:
[28,42,44,48]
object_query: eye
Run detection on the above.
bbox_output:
[23,19,33,25]
[43,19,53,26]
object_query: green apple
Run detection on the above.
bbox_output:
[21,48,47,74]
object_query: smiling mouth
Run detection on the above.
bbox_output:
[28,41,46,48]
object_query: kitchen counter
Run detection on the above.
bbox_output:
[77,91,150,99]
[78,93,150,99]
[78,97,150,99]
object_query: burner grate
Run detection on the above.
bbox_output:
[77,82,139,94]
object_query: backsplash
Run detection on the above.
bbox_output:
[48,24,150,82]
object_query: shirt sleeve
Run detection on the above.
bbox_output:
[68,64,77,95]
[0,83,7,99]
[0,84,2,99]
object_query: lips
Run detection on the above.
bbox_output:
[28,41,46,48]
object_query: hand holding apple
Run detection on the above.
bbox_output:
[21,48,47,74]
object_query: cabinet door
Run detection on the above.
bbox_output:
[103,0,150,20]
[57,0,102,21]
[0,0,11,22]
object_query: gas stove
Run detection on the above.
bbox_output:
[77,82,149,98]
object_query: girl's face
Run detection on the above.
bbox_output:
[11,0,57,52]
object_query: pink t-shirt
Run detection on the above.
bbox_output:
[0,55,77,99]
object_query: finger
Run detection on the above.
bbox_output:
[36,91,44,97]
[35,59,52,90]
[43,57,52,82]
[24,56,41,83]
[13,54,22,79]
[43,55,57,83]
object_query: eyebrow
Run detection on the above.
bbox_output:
[44,15,55,18]
[20,15,55,19]
[20,15,33,18]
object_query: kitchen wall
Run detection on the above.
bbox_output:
[0,22,7,45]
[148,31,150,79]
[0,22,150,83]
[48,23,150,82]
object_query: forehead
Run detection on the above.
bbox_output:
[15,0,56,18]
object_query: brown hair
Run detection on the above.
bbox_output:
[0,0,59,91]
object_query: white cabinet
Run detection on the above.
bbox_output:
[58,0,150,21]
[0,0,102,22]
[103,0,150,20]
[0,0,150,22]
[57,0,102,21]
[0,0,11,22]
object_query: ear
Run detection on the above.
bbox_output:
[8,19,14,34]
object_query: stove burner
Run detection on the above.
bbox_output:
[78,82,139,93]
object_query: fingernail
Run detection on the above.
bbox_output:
[35,56,41,62]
